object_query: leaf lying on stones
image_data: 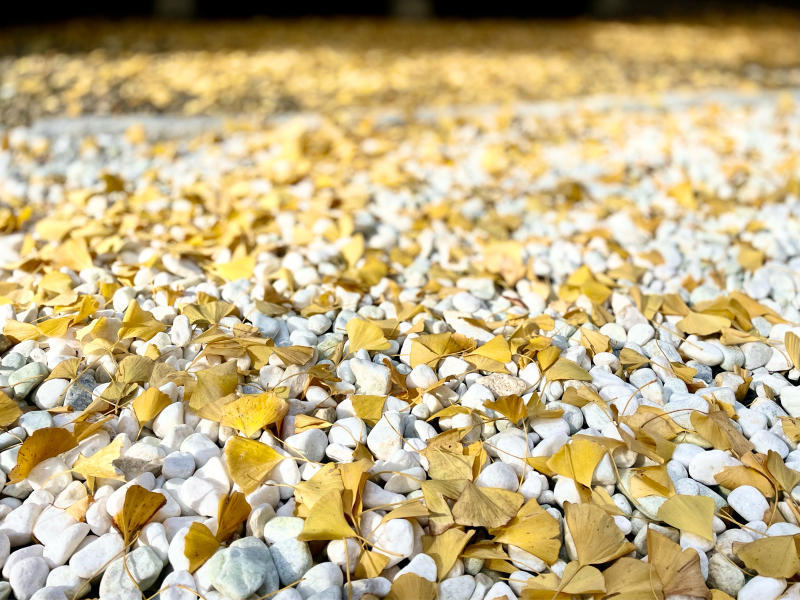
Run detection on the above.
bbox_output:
[224,436,285,495]
[647,529,710,599]
[118,299,166,341]
[132,387,171,423]
[215,491,251,542]
[522,561,606,600]
[184,522,221,573]
[547,438,607,487]
[9,427,78,483]
[657,494,715,541]
[545,357,592,382]
[0,391,21,427]
[72,436,124,490]
[451,481,523,528]
[734,535,800,578]
[387,573,436,600]
[422,527,474,580]
[492,498,561,564]
[565,502,635,566]
[113,484,166,545]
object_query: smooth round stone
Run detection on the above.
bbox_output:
[211,538,277,600]
[439,575,475,600]
[69,531,124,579]
[727,485,769,522]
[350,359,391,395]
[270,539,313,586]
[64,371,95,411]
[263,517,304,545]
[33,379,69,410]
[9,556,49,600]
[9,363,49,399]
[161,569,197,600]
[366,412,404,460]
[365,516,414,568]
[394,553,437,582]
[475,462,519,491]
[296,562,344,599]
[328,417,368,448]
[680,339,723,366]
[99,546,162,600]
[19,411,53,436]
[688,450,742,486]
[737,576,786,600]
[343,577,390,600]
[284,429,328,462]
[780,386,800,418]
[743,343,773,370]
[361,480,404,509]
[1,353,26,370]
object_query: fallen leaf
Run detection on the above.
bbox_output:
[220,392,288,437]
[735,535,799,578]
[224,436,285,494]
[118,300,166,341]
[565,502,635,565]
[676,312,731,336]
[386,573,436,600]
[184,522,220,573]
[451,482,523,529]
[113,485,166,545]
[72,436,124,490]
[602,557,662,600]
[522,561,605,599]
[0,391,21,426]
[657,494,715,541]
[786,332,800,370]
[298,490,357,541]
[492,498,561,564]
[545,357,592,382]
[767,449,800,492]
[351,394,387,426]
[422,528,474,580]
[346,318,391,354]
[547,438,607,487]
[132,387,171,423]
[9,427,77,483]
[647,529,710,599]
[215,491,251,542]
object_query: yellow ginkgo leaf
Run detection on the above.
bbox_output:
[547,438,607,487]
[0,391,21,427]
[786,332,800,370]
[3,320,40,343]
[184,522,221,573]
[220,392,288,437]
[565,502,635,566]
[341,234,365,267]
[484,394,526,424]
[132,387,172,424]
[580,328,610,357]
[386,573,436,600]
[619,348,649,371]
[714,466,774,498]
[657,494,715,541]
[182,300,235,326]
[346,318,390,354]
[188,360,239,415]
[425,448,474,481]
[409,333,473,369]
[602,557,662,600]
[767,449,800,492]
[422,528,475,581]
[113,485,166,545]
[9,427,77,483]
[676,312,731,336]
[735,535,799,578]
[224,436,285,494]
[116,355,155,384]
[464,335,512,371]
[451,482,523,529]
[351,395,386,426]
[215,491,251,542]
[57,237,94,272]
[491,498,561,565]
[354,549,390,579]
[297,490,357,541]
[118,300,166,341]
[37,316,73,338]
[545,357,592,382]
[72,436,124,490]
[213,254,256,281]
[522,561,605,600]
[647,529,710,599]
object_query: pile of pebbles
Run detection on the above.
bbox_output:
[0,87,797,600]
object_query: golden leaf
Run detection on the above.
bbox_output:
[219,392,288,437]
[213,254,256,281]
[547,438,607,487]
[9,427,77,483]
[0,391,21,427]
[46,358,81,382]
[647,529,710,599]
[132,387,171,424]
[657,494,714,541]
[545,357,592,382]
[72,436,124,490]
[491,499,561,565]
[341,234,365,267]
[676,312,731,336]
[465,335,512,371]
[346,318,391,354]
[3,320,40,343]
[386,573,436,600]
[114,485,166,545]
[118,300,166,341]
[184,522,221,573]
[188,360,239,415]
[224,436,285,494]
[565,502,635,565]
[619,348,649,371]
[422,528,474,580]
[351,394,386,426]
[37,316,73,338]
[786,332,800,370]
[522,561,605,600]
[735,535,799,578]
[484,394,526,424]
[354,549,390,579]
[580,328,610,357]
[215,491,251,542]
[714,466,774,497]
[767,449,800,492]
[57,237,94,272]
[182,300,235,326]
[602,557,662,600]
[116,355,155,384]
[426,448,474,481]
[298,490,357,541]
[380,500,429,526]
[409,333,473,369]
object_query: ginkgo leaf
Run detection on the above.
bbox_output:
[492,498,561,564]
[224,436,285,494]
[522,561,605,600]
[380,501,429,526]
[786,332,800,370]
[114,485,166,545]
[484,394,526,424]
[657,494,715,541]
[465,335,512,371]
[346,318,390,354]
[116,355,155,384]
[219,392,288,437]
[188,360,239,415]
[386,573,436,600]
[182,300,235,326]
[735,535,799,578]
[547,438,607,487]
[9,427,78,483]
[297,490,357,541]
[619,348,649,371]
[545,357,592,382]
[422,528,474,580]
[3,320,40,343]
[46,357,81,382]
[714,466,774,497]
[341,234,365,267]
[580,328,610,356]
[37,316,73,338]
[647,529,710,599]
[409,333,473,369]
[132,387,171,424]
[72,436,124,490]
[354,549,390,579]
[565,502,635,566]
[452,482,523,529]
[766,449,800,492]
[425,448,474,481]
[213,254,256,281]
[602,557,662,600]
[184,522,221,573]
[118,300,166,341]
[676,312,731,336]
[0,391,21,427]
[351,395,386,426]
[215,491,251,542]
